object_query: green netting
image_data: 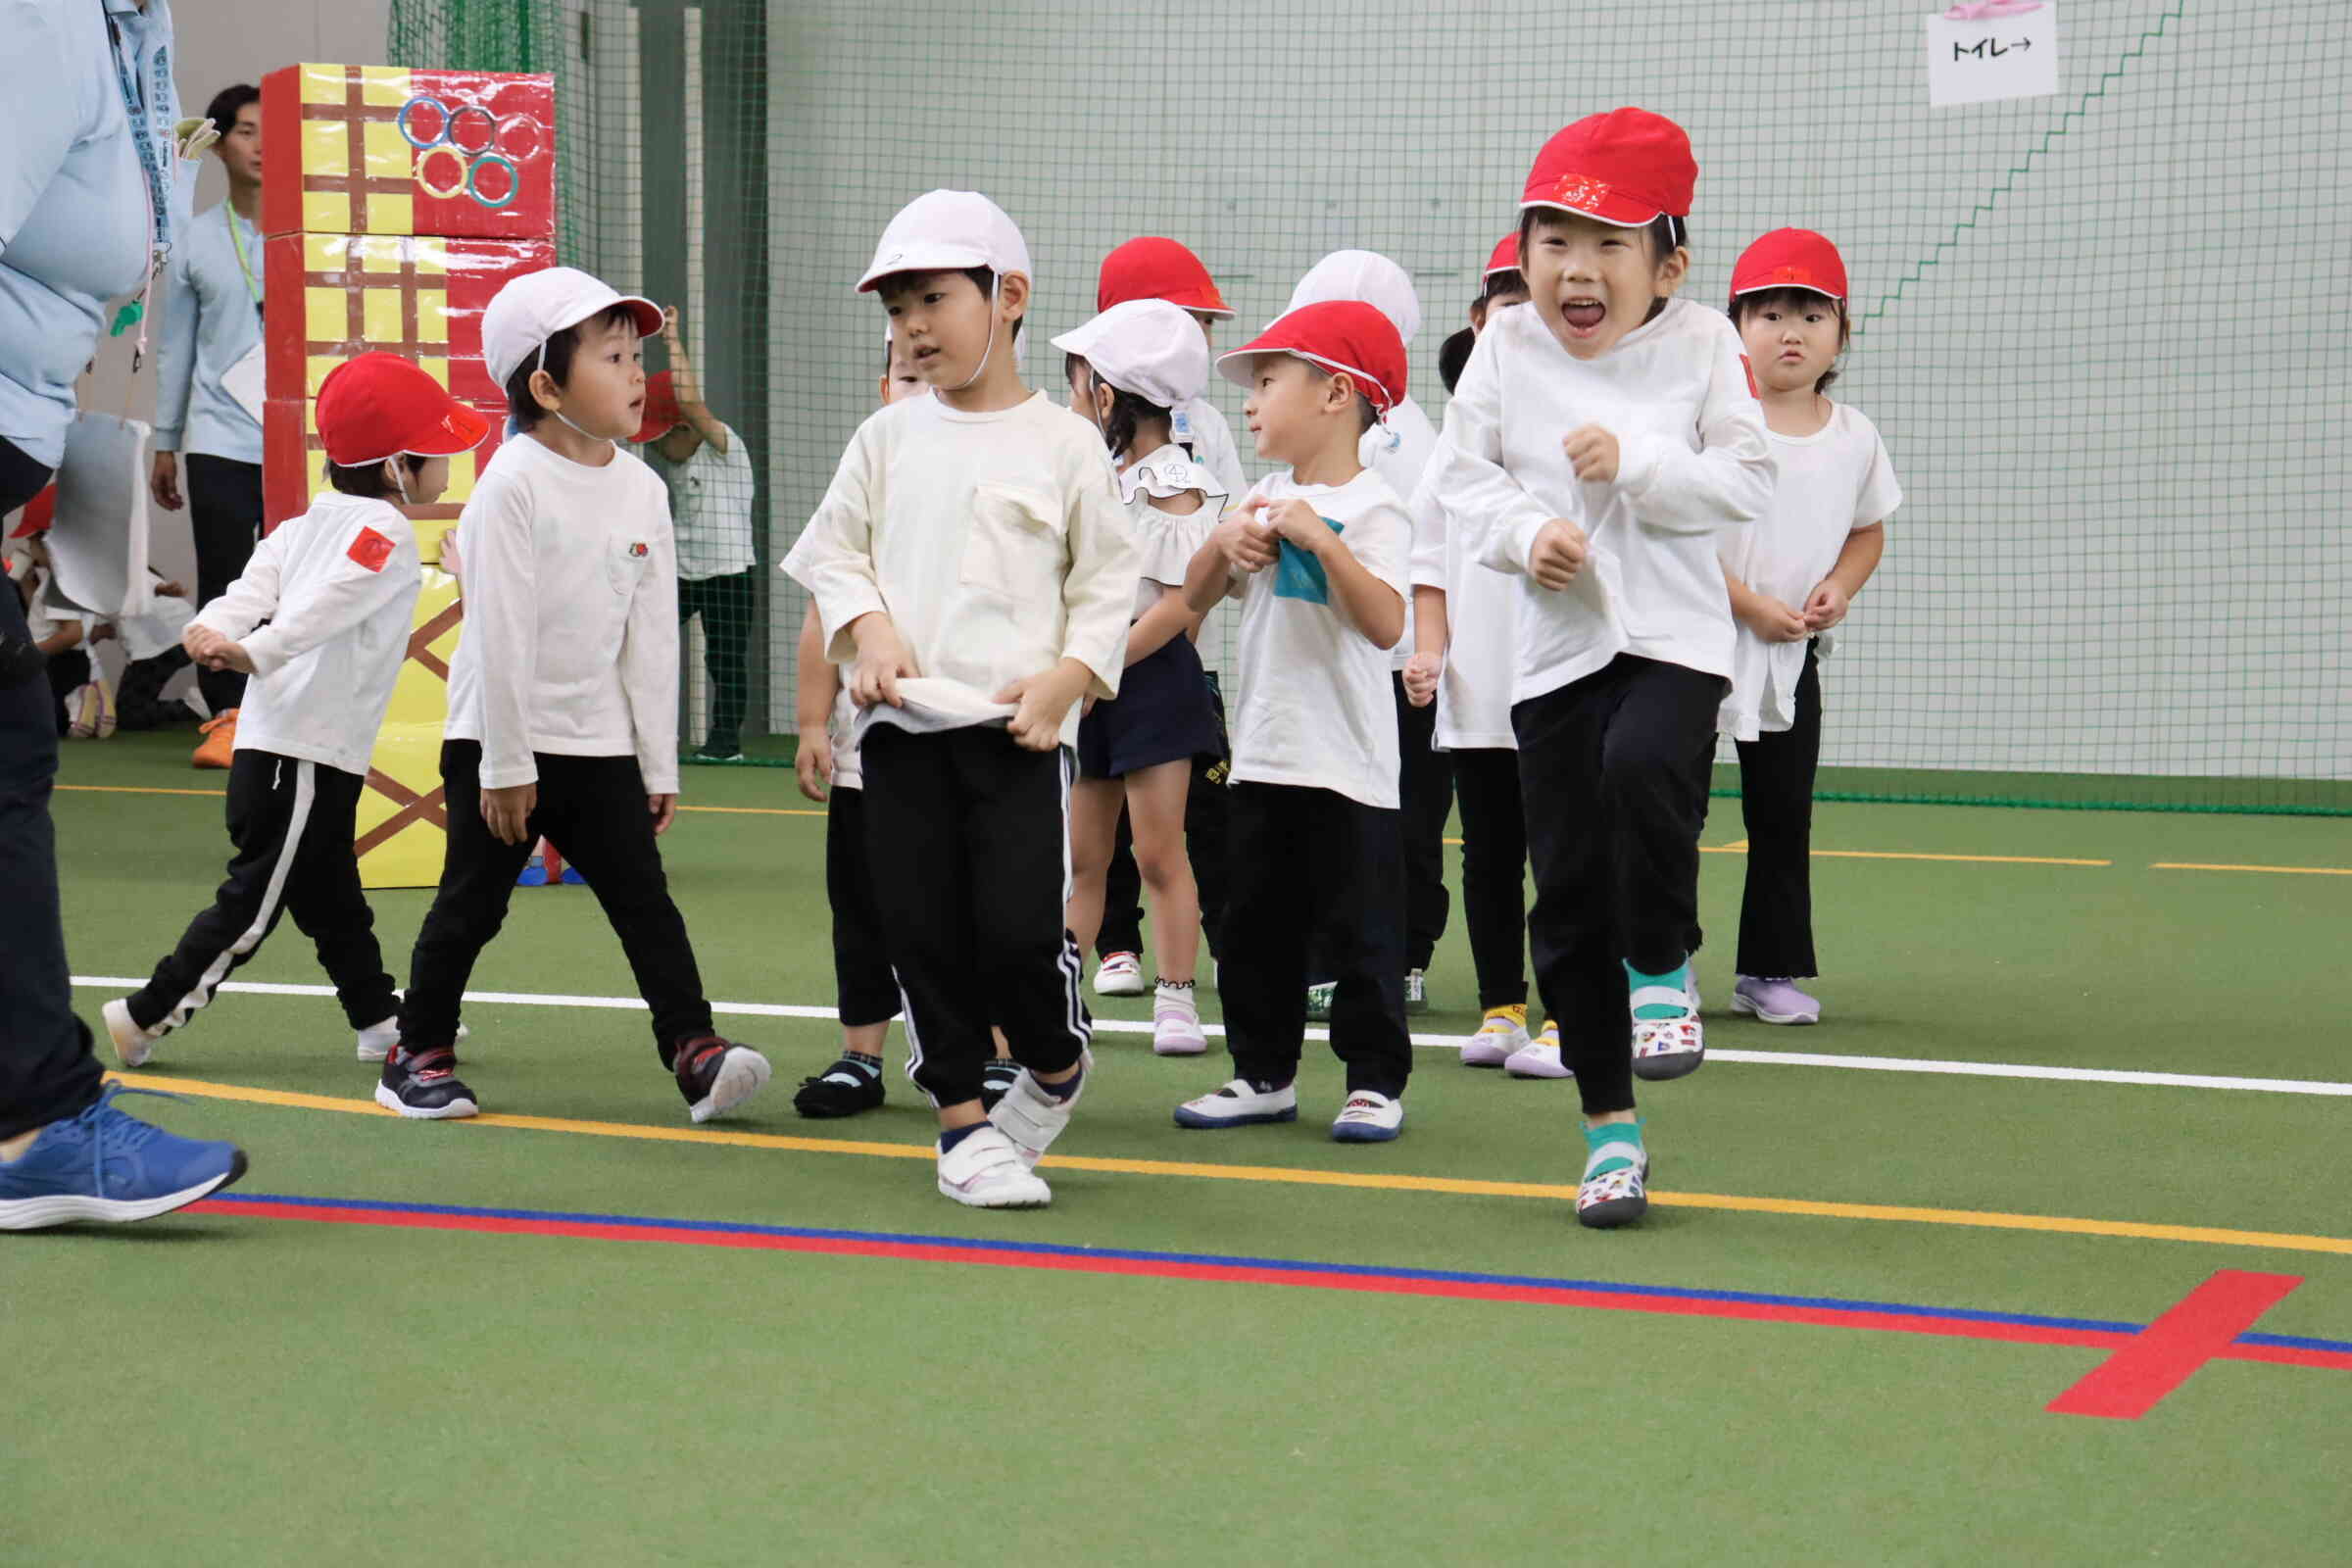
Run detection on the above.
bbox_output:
[384,0,2350,814]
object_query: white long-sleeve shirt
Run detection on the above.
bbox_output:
[190,492,421,776]
[443,434,681,794]
[1407,403,1520,751]
[782,389,1139,749]
[1363,394,1440,673]
[1436,297,1775,704]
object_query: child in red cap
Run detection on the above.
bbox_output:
[1174,299,1416,1144]
[1719,229,1899,1028]
[101,353,488,1066]
[1435,108,1776,1227]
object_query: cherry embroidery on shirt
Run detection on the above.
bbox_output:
[347,527,395,572]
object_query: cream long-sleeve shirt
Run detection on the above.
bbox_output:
[190,492,421,776]
[782,389,1139,749]
[443,434,681,794]
[1436,296,1775,704]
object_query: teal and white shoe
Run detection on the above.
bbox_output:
[1576,1121,1648,1229]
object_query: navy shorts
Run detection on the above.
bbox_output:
[1076,632,1221,780]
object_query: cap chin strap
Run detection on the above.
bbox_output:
[951,272,1003,392]
[534,339,616,449]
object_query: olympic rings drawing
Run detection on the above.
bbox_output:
[396,95,542,210]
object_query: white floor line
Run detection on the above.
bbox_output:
[68,975,2352,1099]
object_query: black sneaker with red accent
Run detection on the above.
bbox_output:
[674,1035,773,1125]
[374,1045,478,1120]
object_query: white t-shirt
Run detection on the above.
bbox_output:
[1407,402,1519,751]
[1719,401,1901,740]
[1435,297,1776,706]
[783,389,1140,750]
[1363,394,1438,672]
[444,435,682,795]
[1222,467,1410,809]
[1120,441,1224,617]
[1171,397,1248,685]
[828,683,863,791]
[191,493,423,777]
[662,421,758,582]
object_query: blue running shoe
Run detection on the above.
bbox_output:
[559,865,586,886]
[516,858,551,887]
[0,1084,248,1231]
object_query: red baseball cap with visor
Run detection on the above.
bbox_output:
[1729,227,1848,303]
[1216,300,1406,417]
[632,369,683,444]
[314,353,491,467]
[1098,237,1234,319]
[1519,108,1696,225]
[1483,235,1521,280]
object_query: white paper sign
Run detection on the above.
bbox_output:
[1927,6,2060,107]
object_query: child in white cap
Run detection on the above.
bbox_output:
[1283,250,1450,1022]
[784,191,1140,1210]
[377,267,773,1126]
[1051,298,1227,1058]
[1174,299,1415,1144]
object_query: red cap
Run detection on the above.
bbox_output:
[1216,300,1406,416]
[1098,237,1233,319]
[10,484,56,538]
[314,353,491,467]
[1519,108,1696,226]
[1483,234,1522,280]
[1730,227,1848,303]
[633,369,683,444]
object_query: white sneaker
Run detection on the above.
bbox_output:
[1402,969,1430,1014]
[1504,1020,1571,1080]
[1460,1006,1531,1067]
[987,1048,1092,1169]
[102,1000,163,1068]
[1152,985,1207,1056]
[1093,952,1147,997]
[937,1125,1053,1208]
[1173,1078,1298,1129]
[356,1019,469,1063]
[1330,1090,1404,1143]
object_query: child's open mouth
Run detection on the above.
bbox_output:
[1561,297,1606,332]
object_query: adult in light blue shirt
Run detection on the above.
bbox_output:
[0,0,250,1232]
[152,80,267,715]
[0,0,187,487]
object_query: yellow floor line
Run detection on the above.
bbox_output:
[117,1070,2352,1258]
[2152,861,2352,877]
[678,804,825,817]
[58,782,225,798]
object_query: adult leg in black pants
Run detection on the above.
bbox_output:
[680,566,756,758]
[1733,643,1823,983]
[182,456,264,715]
[1451,747,1529,1011]
[1395,673,1455,995]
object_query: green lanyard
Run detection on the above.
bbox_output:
[225,206,262,317]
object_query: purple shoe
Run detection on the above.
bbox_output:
[1732,976,1821,1026]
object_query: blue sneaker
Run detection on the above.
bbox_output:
[559,865,586,886]
[516,858,551,888]
[0,1084,248,1231]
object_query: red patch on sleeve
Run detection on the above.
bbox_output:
[1740,354,1760,399]
[347,527,395,573]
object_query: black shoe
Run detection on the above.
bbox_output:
[374,1046,478,1120]
[675,1035,773,1124]
[979,1059,1021,1113]
[792,1055,886,1119]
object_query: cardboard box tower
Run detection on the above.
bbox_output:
[257,63,556,888]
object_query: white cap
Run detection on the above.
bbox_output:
[857,189,1031,294]
[481,266,663,388]
[1283,249,1422,346]
[1049,299,1207,411]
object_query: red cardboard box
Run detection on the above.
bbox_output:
[263,232,555,405]
[264,394,509,547]
[260,63,557,241]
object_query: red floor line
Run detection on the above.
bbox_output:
[2046,1269,2306,1419]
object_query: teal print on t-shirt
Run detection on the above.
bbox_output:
[1272,515,1345,605]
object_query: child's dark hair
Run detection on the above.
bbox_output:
[327,454,428,500]
[1303,366,1379,433]
[1442,267,1533,393]
[961,268,1023,341]
[1064,355,1173,459]
[502,303,641,430]
[1728,287,1850,394]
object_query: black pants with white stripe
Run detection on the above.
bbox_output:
[1733,642,1822,979]
[858,725,1088,1109]
[1514,655,1724,1117]
[1219,781,1412,1099]
[126,750,399,1037]
[401,743,713,1063]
